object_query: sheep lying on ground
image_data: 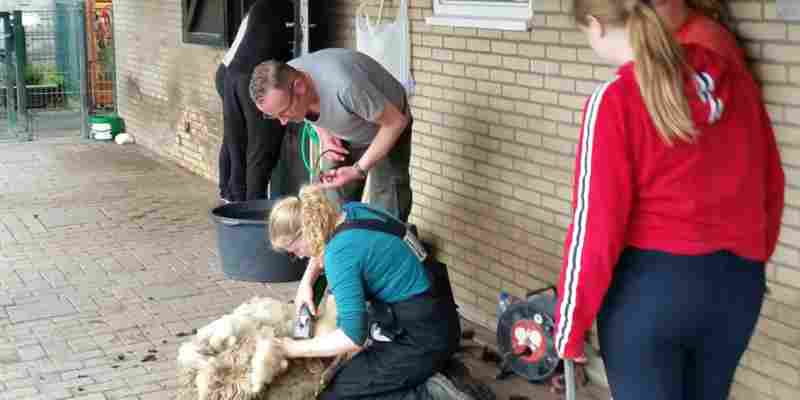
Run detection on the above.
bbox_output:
[176,295,339,400]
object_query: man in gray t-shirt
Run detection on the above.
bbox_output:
[249,48,413,221]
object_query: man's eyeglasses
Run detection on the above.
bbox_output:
[263,81,295,120]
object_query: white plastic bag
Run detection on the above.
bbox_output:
[355,0,415,96]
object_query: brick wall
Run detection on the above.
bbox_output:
[327,0,798,398]
[114,0,799,397]
[114,0,224,182]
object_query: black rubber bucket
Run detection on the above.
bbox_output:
[210,199,307,282]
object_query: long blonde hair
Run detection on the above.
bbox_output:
[268,185,341,258]
[574,0,696,144]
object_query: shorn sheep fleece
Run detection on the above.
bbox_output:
[176,295,339,400]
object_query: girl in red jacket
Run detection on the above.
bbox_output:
[655,0,747,70]
[554,1,784,399]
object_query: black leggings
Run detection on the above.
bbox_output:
[219,67,286,201]
[319,294,461,400]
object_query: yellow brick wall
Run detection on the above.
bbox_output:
[114,0,224,182]
[329,0,799,398]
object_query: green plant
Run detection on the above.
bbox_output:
[41,65,64,87]
[24,64,43,85]
[23,64,64,87]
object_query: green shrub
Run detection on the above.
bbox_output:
[24,64,64,86]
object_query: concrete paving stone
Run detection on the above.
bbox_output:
[0,367,28,382]
[114,329,148,346]
[26,359,83,375]
[2,323,35,338]
[40,377,94,393]
[0,343,22,364]
[6,295,76,323]
[136,283,199,301]
[161,321,193,337]
[41,340,71,359]
[17,344,46,361]
[18,214,46,234]
[43,390,77,400]
[70,381,128,399]
[0,225,14,243]
[139,389,175,400]
[139,325,171,342]
[70,394,106,400]
[80,355,116,369]
[90,366,149,384]
[41,270,68,286]
[14,269,42,283]
[64,349,106,363]
[0,273,23,289]
[10,290,52,306]
[68,338,100,354]
[105,383,162,400]
[2,386,39,399]
[0,216,33,242]
[101,342,158,361]
[29,371,63,385]
[4,377,35,389]
[36,208,108,229]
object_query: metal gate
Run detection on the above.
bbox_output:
[0,2,89,142]
[1,11,25,142]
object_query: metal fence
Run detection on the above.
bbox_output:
[0,2,89,141]
[0,11,24,141]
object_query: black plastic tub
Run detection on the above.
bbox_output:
[210,199,306,282]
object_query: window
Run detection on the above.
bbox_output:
[426,0,533,31]
[182,0,226,47]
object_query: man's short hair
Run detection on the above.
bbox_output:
[249,60,295,105]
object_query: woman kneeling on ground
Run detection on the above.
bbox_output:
[268,186,477,400]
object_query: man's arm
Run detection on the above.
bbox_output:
[355,100,409,171]
[319,100,409,189]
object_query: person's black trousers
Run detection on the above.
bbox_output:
[215,63,231,200]
[318,293,461,400]
[598,248,766,400]
[220,68,286,201]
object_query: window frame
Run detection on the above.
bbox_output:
[182,0,227,48]
[425,0,533,31]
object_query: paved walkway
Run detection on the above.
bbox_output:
[0,138,607,400]
[0,138,298,400]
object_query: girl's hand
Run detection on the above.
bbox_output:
[294,281,317,316]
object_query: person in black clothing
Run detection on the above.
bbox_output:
[216,0,294,202]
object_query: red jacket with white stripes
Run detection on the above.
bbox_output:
[554,45,785,359]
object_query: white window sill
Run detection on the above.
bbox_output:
[426,15,532,31]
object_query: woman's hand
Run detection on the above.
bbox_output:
[550,356,589,395]
[294,257,323,316]
[295,281,317,316]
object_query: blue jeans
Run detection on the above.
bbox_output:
[598,248,766,400]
